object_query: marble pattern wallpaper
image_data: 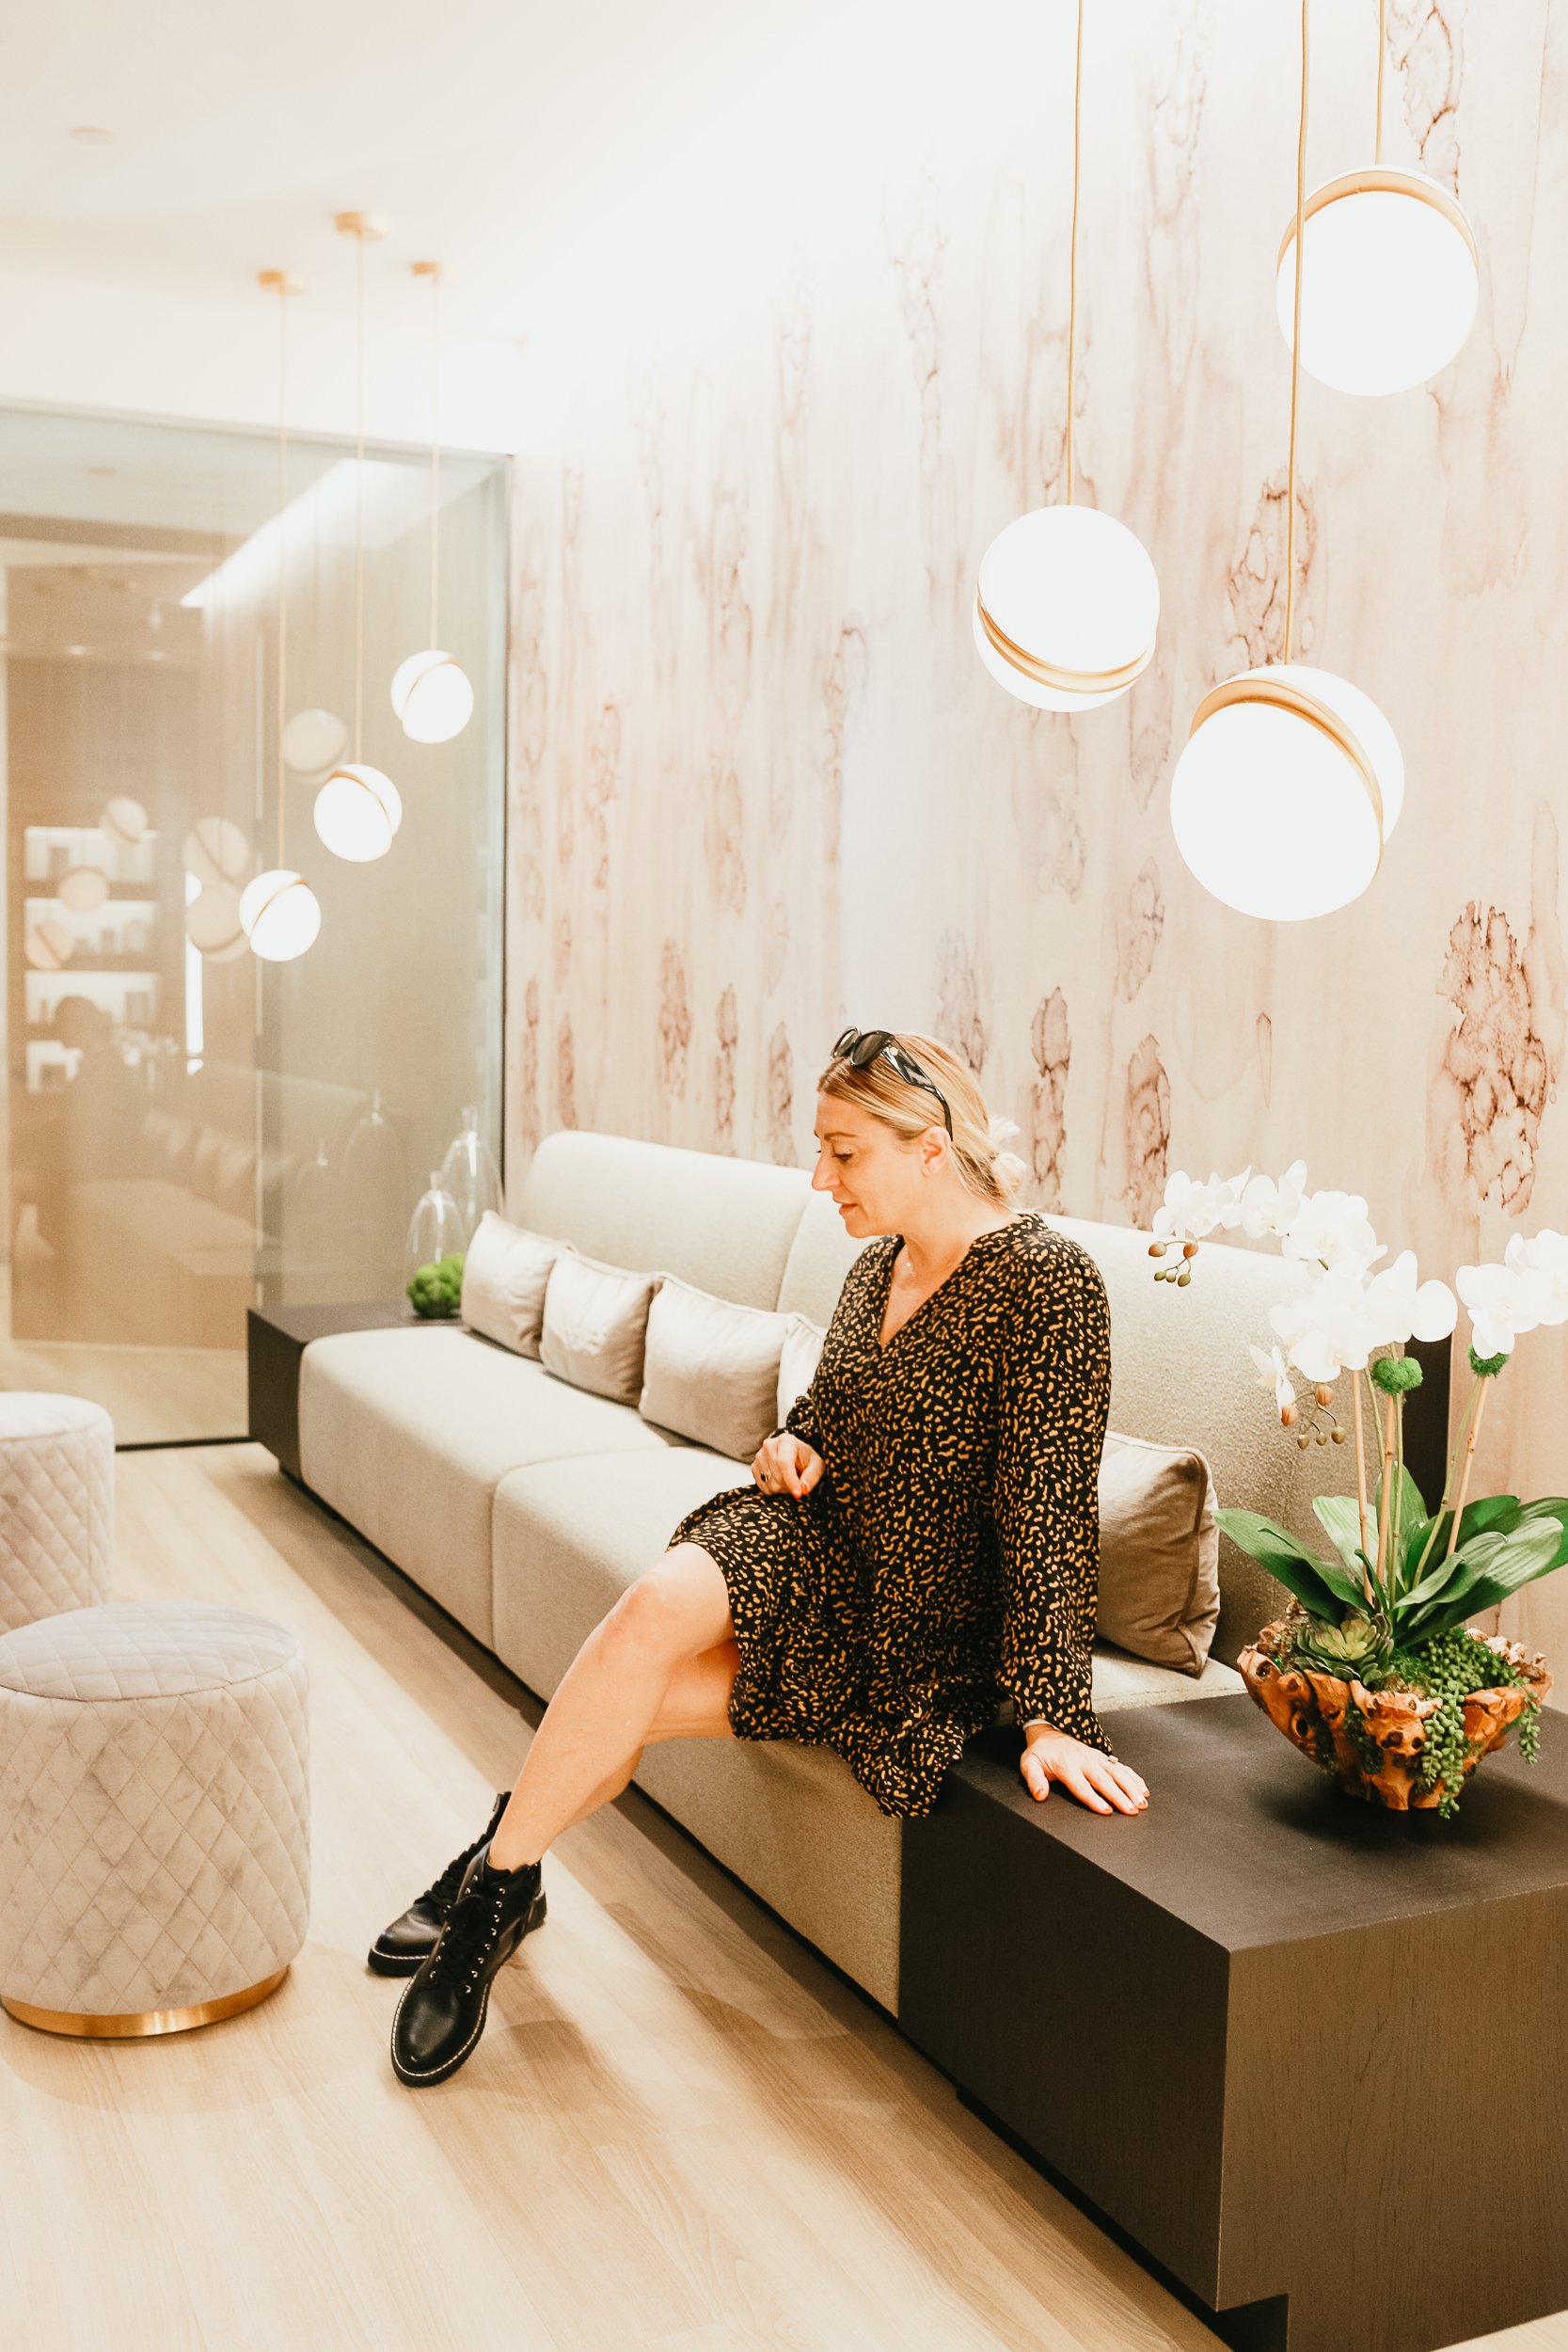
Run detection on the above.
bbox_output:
[506,0,1568,1664]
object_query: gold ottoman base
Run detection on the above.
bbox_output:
[2,1962,290,2040]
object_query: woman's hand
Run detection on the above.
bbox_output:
[751,1432,825,1499]
[1019,1724,1148,1815]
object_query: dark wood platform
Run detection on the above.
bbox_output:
[899,1692,1568,2352]
[246,1300,427,1480]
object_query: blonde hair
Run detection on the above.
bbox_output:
[816,1029,1027,1211]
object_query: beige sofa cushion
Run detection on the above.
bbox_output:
[776,1313,826,1427]
[1096,1430,1221,1677]
[540,1251,661,1406]
[513,1127,809,1311]
[638,1277,788,1462]
[299,1325,680,1645]
[461,1212,566,1358]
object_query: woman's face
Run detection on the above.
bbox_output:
[810,1092,943,1236]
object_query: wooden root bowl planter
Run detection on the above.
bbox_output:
[1238,1622,1553,1811]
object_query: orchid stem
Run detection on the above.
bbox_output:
[1374,1393,1397,1600]
[1411,1373,1481,1582]
[1444,1376,1492,1559]
[1352,1380,1373,1599]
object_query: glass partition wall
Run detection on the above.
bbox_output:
[4,407,506,1442]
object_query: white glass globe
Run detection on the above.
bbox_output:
[974,505,1159,711]
[313,763,403,862]
[239,868,322,961]
[282,708,348,778]
[25,917,75,972]
[1170,661,1403,921]
[101,795,149,848]
[185,880,247,959]
[58,866,109,914]
[390,649,474,743]
[1276,170,1479,396]
[182,816,250,888]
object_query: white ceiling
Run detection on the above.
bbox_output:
[0,0,846,342]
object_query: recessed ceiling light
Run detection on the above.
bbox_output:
[65,644,87,657]
[70,125,114,146]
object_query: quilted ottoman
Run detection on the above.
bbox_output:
[0,1393,114,1636]
[0,1600,309,2038]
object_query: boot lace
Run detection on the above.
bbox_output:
[413,1803,504,1915]
[425,1873,511,1995]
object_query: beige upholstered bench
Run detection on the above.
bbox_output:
[0,1393,114,1636]
[0,1601,309,2038]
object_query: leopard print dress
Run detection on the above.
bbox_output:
[663,1209,1113,1819]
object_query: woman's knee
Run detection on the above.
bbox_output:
[602,1544,734,1663]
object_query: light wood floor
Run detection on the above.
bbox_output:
[1,1443,1560,2352]
[0,1340,245,1443]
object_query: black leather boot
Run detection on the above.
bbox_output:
[389,1841,546,2088]
[367,1791,514,1977]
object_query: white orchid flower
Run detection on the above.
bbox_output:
[1238,1160,1308,1241]
[1362,1250,1459,1349]
[1281,1188,1386,1278]
[1270,1263,1380,1379]
[1151,1171,1223,1243]
[1504,1229,1568,1327]
[1248,1342,1296,1420]
[1456,1261,1542,1359]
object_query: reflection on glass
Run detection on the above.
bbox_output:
[2,408,505,1442]
[438,1105,503,1249]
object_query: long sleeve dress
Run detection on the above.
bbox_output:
[663,1207,1113,1819]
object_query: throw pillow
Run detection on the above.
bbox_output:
[540,1249,661,1405]
[461,1212,568,1359]
[776,1311,826,1430]
[1095,1430,1221,1677]
[639,1277,790,1463]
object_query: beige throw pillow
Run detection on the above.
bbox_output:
[776,1312,826,1429]
[1095,1430,1220,1677]
[640,1277,790,1463]
[461,1212,568,1359]
[540,1250,661,1405]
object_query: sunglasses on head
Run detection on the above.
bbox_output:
[832,1026,954,1137]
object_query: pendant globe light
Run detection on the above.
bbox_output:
[1170,0,1403,924]
[973,0,1158,712]
[312,214,404,864]
[390,261,474,744]
[242,269,322,965]
[57,866,109,914]
[1275,0,1477,395]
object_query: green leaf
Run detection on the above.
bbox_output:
[1315,1495,1374,1577]
[1375,1464,1427,1566]
[1402,1494,1521,1589]
[1402,1520,1564,1641]
[1218,1509,1362,1622]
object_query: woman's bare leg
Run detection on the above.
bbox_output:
[541,1638,743,1837]
[487,1545,736,1868]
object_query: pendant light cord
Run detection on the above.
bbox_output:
[1064,0,1085,505]
[429,268,442,649]
[354,229,366,764]
[277,281,289,869]
[1375,0,1386,165]
[1283,0,1309,666]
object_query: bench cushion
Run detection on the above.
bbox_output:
[299,1326,681,1645]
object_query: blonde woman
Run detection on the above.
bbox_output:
[383,1025,1148,2087]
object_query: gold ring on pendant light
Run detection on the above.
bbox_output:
[1186,672,1386,877]
[1275,167,1479,272]
[973,592,1156,700]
